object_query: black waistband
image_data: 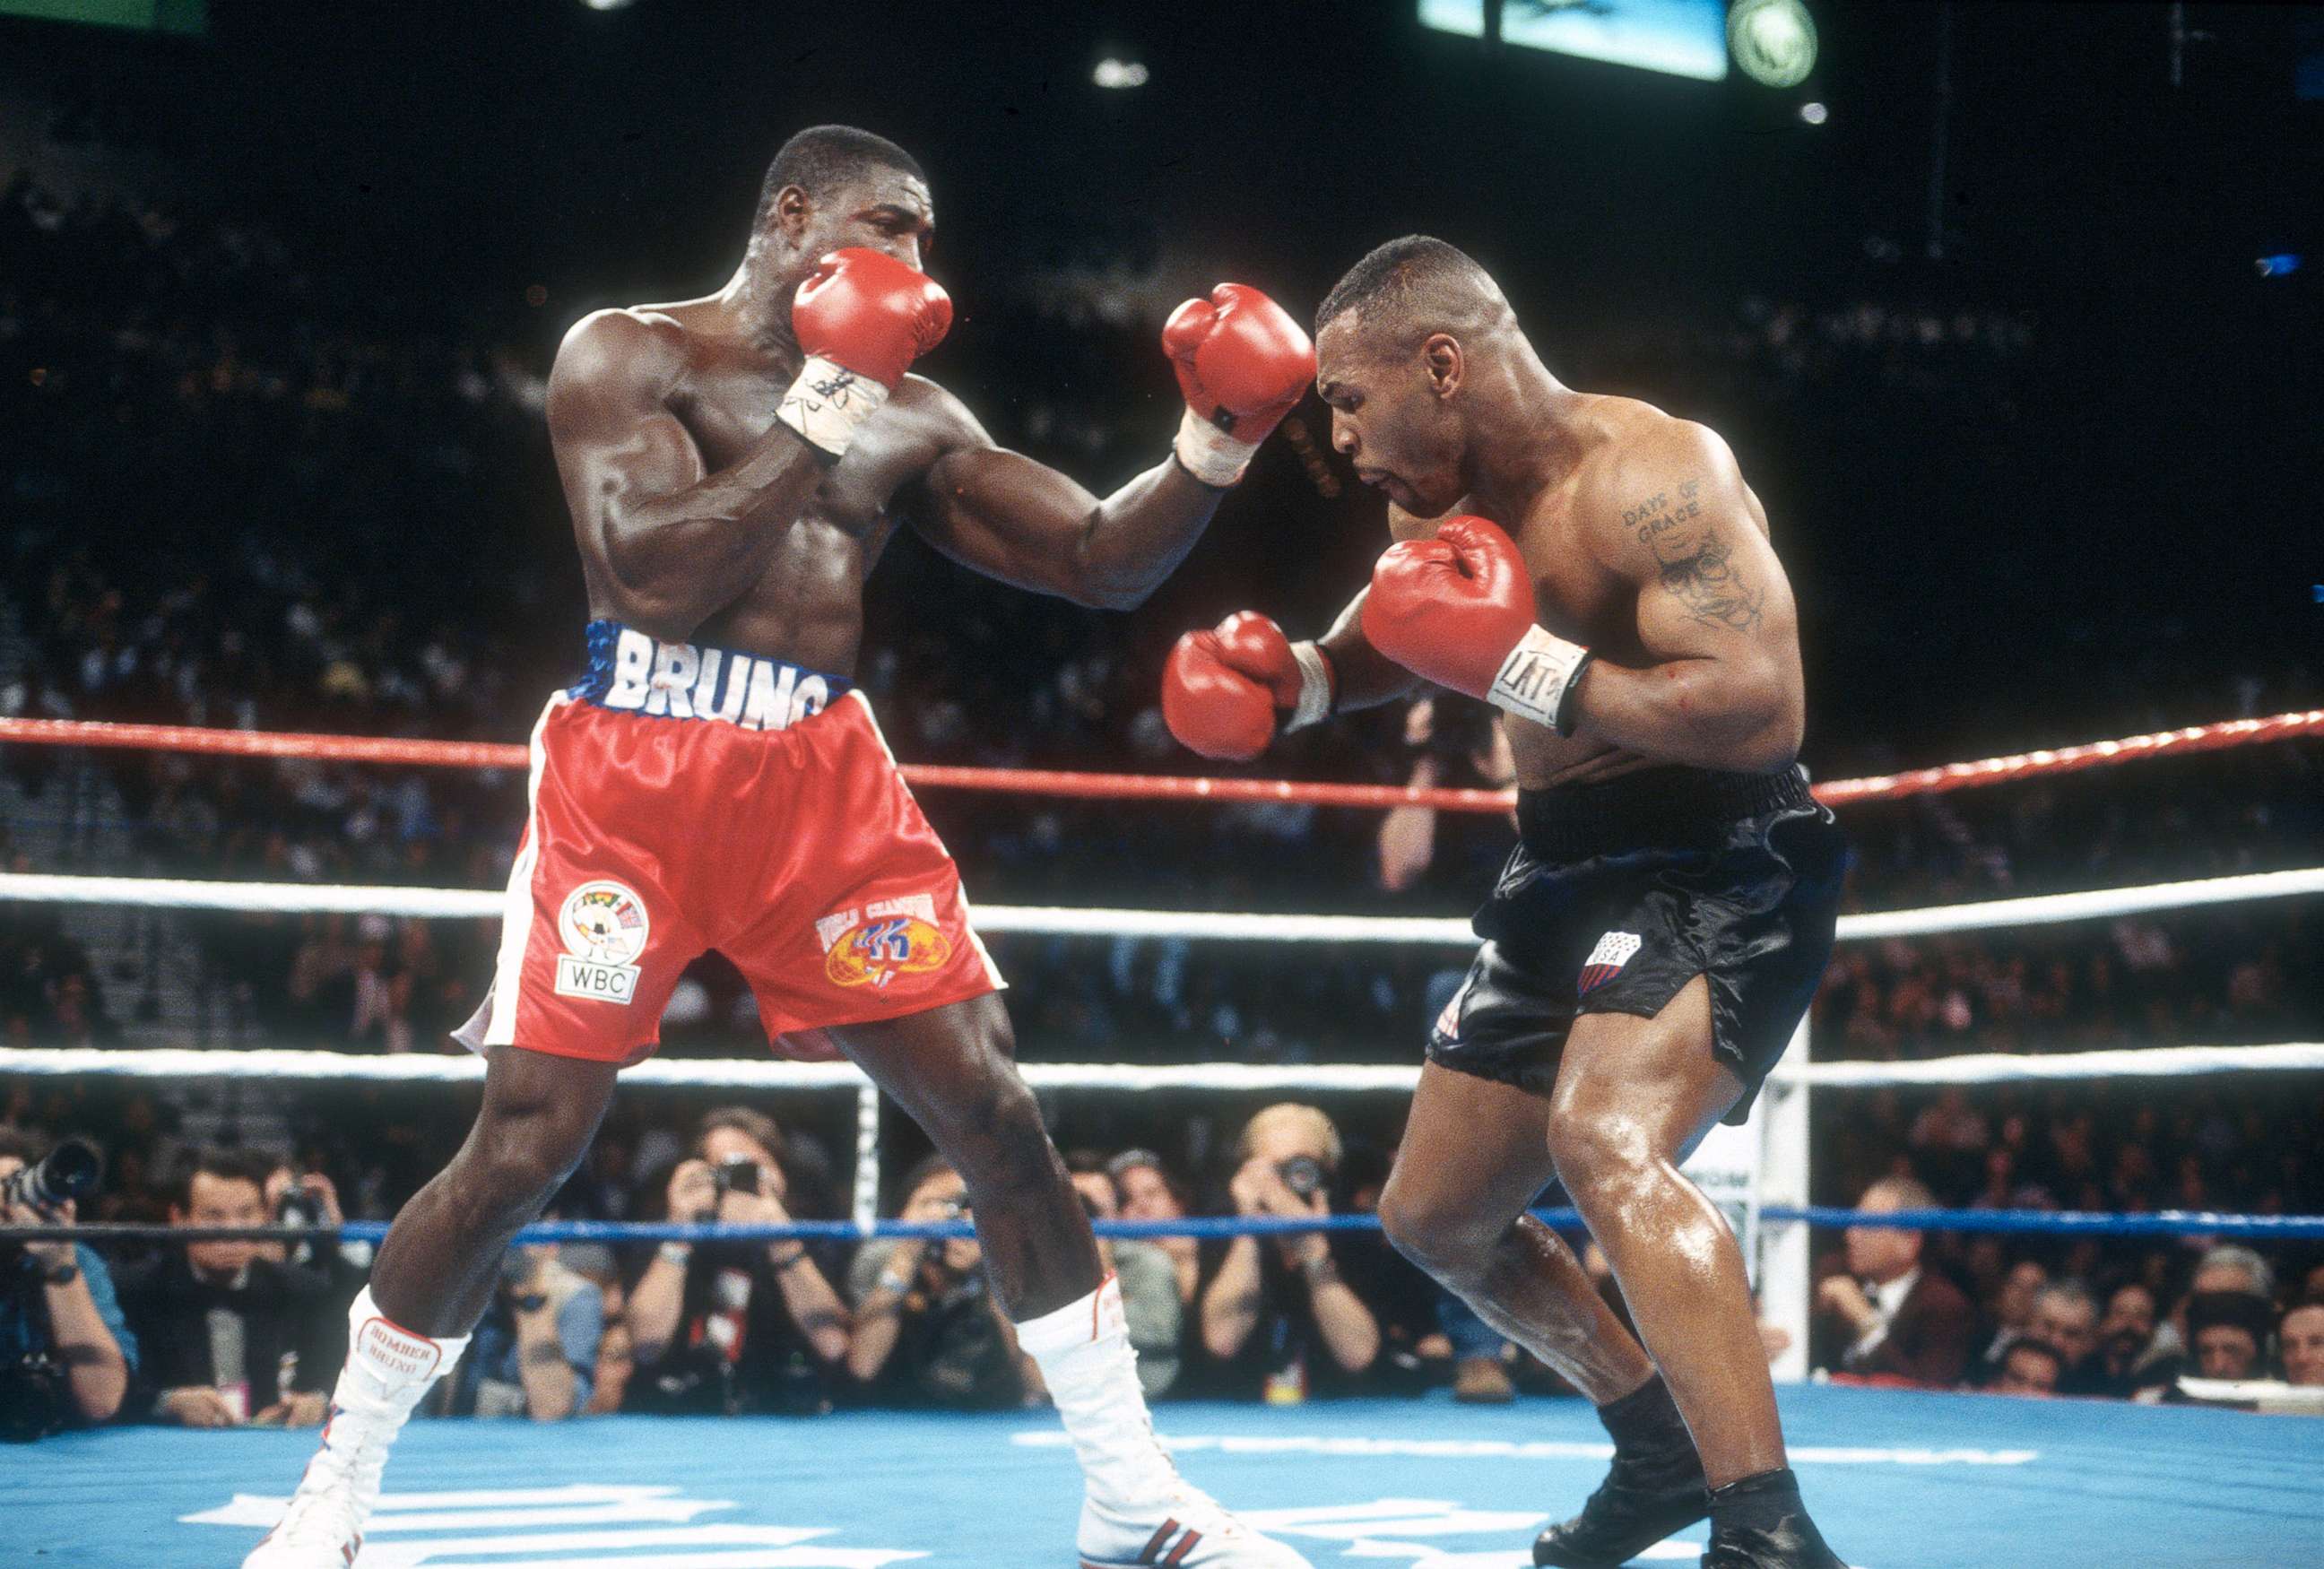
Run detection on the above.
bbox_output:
[1516,765,1815,861]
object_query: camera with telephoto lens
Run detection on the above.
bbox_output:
[1,1138,101,1213]
[714,1157,762,1198]
[1277,1156,1324,1199]
[275,1179,325,1233]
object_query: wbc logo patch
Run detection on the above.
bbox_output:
[817,893,954,990]
[554,880,650,1004]
[1578,930,1643,995]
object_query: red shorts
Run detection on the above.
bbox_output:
[455,625,1004,1066]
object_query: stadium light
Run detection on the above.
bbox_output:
[1799,100,1828,126]
[1094,58,1149,89]
[1729,0,1817,89]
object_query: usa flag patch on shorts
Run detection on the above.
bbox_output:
[1578,931,1643,994]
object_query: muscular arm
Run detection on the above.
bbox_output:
[906,386,1225,611]
[1566,424,1804,771]
[548,309,828,640]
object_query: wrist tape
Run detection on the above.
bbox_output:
[1487,625,1594,737]
[776,354,890,456]
[1285,640,1336,732]
[1173,407,1262,488]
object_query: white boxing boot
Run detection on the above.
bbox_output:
[1017,1275,1312,1568]
[243,1287,467,1569]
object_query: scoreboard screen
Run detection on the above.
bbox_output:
[1420,0,1729,82]
[0,0,204,35]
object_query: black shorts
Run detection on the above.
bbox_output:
[1426,765,1846,1124]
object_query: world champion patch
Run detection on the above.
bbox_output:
[816,893,954,990]
[1577,930,1643,995]
[553,880,649,1004]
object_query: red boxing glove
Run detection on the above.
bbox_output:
[778,248,953,455]
[1162,611,1336,762]
[1162,284,1315,487]
[1363,516,1594,735]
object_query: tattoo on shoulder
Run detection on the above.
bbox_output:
[1621,477,1764,631]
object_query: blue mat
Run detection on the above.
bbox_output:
[6,1385,2316,1567]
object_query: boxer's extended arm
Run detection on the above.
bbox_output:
[549,309,827,640]
[1313,501,1446,712]
[909,404,1225,611]
[1568,424,1803,770]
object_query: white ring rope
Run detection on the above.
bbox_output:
[3,864,2320,943]
[4,1043,2319,1092]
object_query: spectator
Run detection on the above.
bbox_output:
[848,1156,1026,1409]
[1813,1175,1974,1388]
[447,1241,605,1420]
[1197,1104,1384,1400]
[627,1107,850,1416]
[258,1158,366,1372]
[1973,1258,2048,1377]
[0,1128,135,1433]
[2183,1291,2272,1383]
[1990,1337,2064,1399]
[1064,1152,1181,1399]
[2061,1281,2173,1399]
[116,1146,334,1427]
[2025,1280,2101,1385]
[1109,1149,1200,1305]
[2190,1244,2274,1301]
[2279,1301,2324,1387]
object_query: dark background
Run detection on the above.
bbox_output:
[8,0,2318,762]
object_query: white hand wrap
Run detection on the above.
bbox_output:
[1487,624,1594,736]
[1285,640,1335,732]
[776,354,890,457]
[1173,407,1262,488]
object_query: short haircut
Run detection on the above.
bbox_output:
[1859,1175,1937,1211]
[1233,1103,1344,1173]
[2034,1278,2099,1321]
[1315,234,1498,338]
[696,1105,785,1164]
[754,124,925,229]
[174,1145,274,1210]
[2195,1244,2275,1299]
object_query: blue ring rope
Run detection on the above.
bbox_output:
[302,1205,2324,1245]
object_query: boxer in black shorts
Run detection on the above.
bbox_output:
[1161,236,1851,1569]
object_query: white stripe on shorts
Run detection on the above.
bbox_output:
[482,692,564,1047]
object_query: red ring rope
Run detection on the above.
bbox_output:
[0,709,2315,814]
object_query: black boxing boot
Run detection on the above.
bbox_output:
[1697,1469,1848,1569]
[1534,1374,1709,1566]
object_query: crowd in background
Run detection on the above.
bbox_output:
[6,115,2323,1436]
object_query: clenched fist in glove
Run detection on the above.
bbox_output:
[776,247,953,457]
[1162,285,1315,488]
[1161,611,1335,762]
[1362,516,1594,736]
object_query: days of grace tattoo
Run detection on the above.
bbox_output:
[1620,476,1765,632]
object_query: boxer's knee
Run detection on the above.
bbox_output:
[1547,1097,1662,1226]
[1377,1171,1501,1286]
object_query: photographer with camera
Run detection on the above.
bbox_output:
[848,1155,1029,1409]
[626,1107,850,1415]
[0,1127,134,1435]
[117,1146,334,1427]
[1197,1104,1385,1401]
[445,1237,606,1420]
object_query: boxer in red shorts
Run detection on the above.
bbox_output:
[247,125,1315,1569]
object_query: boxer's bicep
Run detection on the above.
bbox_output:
[912,439,1107,596]
[1590,428,1796,671]
[548,312,708,551]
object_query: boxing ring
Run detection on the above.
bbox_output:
[3,709,2322,1567]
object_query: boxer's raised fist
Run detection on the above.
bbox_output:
[1164,284,1314,487]
[778,248,952,455]
[1162,611,1332,762]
